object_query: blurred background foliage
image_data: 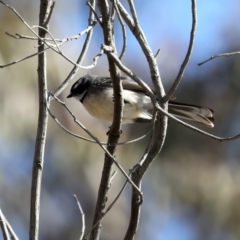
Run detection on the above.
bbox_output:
[1,0,240,240]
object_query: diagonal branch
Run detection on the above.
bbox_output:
[113,0,127,60]
[0,209,10,240]
[163,0,197,102]
[1,22,97,69]
[50,0,97,100]
[47,97,152,145]
[0,210,19,240]
[198,51,240,66]
[73,195,86,240]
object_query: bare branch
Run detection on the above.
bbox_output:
[0,1,97,70]
[113,0,127,59]
[198,51,240,66]
[102,45,156,103]
[117,0,165,101]
[1,23,97,69]
[29,1,53,239]
[6,25,97,42]
[0,211,19,240]
[29,25,101,69]
[89,0,126,239]
[87,2,103,28]
[84,178,128,239]
[0,49,46,68]
[112,1,168,239]
[163,0,197,102]
[0,209,10,240]
[50,1,97,100]
[32,25,61,52]
[110,0,116,21]
[73,195,86,240]
[154,49,161,59]
[110,170,118,181]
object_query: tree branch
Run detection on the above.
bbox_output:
[29,1,54,239]
[89,0,124,239]
[73,195,86,240]
[50,0,97,100]
[163,0,197,102]
[0,209,10,240]
[198,51,240,66]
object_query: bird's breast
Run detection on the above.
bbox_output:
[82,88,152,123]
[82,88,115,122]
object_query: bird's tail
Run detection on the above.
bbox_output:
[168,101,214,128]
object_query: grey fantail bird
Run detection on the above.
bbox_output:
[67,75,214,127]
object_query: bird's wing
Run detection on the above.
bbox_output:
[92,76,154,93]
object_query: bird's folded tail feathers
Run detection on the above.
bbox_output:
[168,102,214,128]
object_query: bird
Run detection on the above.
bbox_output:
[67,74,214,127]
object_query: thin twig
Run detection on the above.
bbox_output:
[6,21,97,45]
[47,101,152,145]
[137,110,158,166]
[5,32,40,40]
[163,0,197,102]
[0,49,47,68]
[32,25,60,52]
[5,222,19,240]
[87,2,103,28]
[30,25,100,69]
[0,209,10,240]
[0,3,97,70]
[0,1,42,40]
[78,48,104,69]
[0,212,19,240]
[1,23,97,69]
[50,1,97,100]
[73,195,86,240]
[113,0,127,60]
[29,1,53,239]
[102,45,156,103]
[83,178,129,239]
[198,51,240,66]
[6,27,97,42]
[118,0,165,99]
[154,49,160,59]
[0,5,92,70]
[110,171,118,181]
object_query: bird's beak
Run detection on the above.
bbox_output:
[67,93,73,98]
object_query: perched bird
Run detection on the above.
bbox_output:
[67,74,214,127]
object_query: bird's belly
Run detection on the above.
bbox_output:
[82,89,152,123]
[83,93,114,122]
